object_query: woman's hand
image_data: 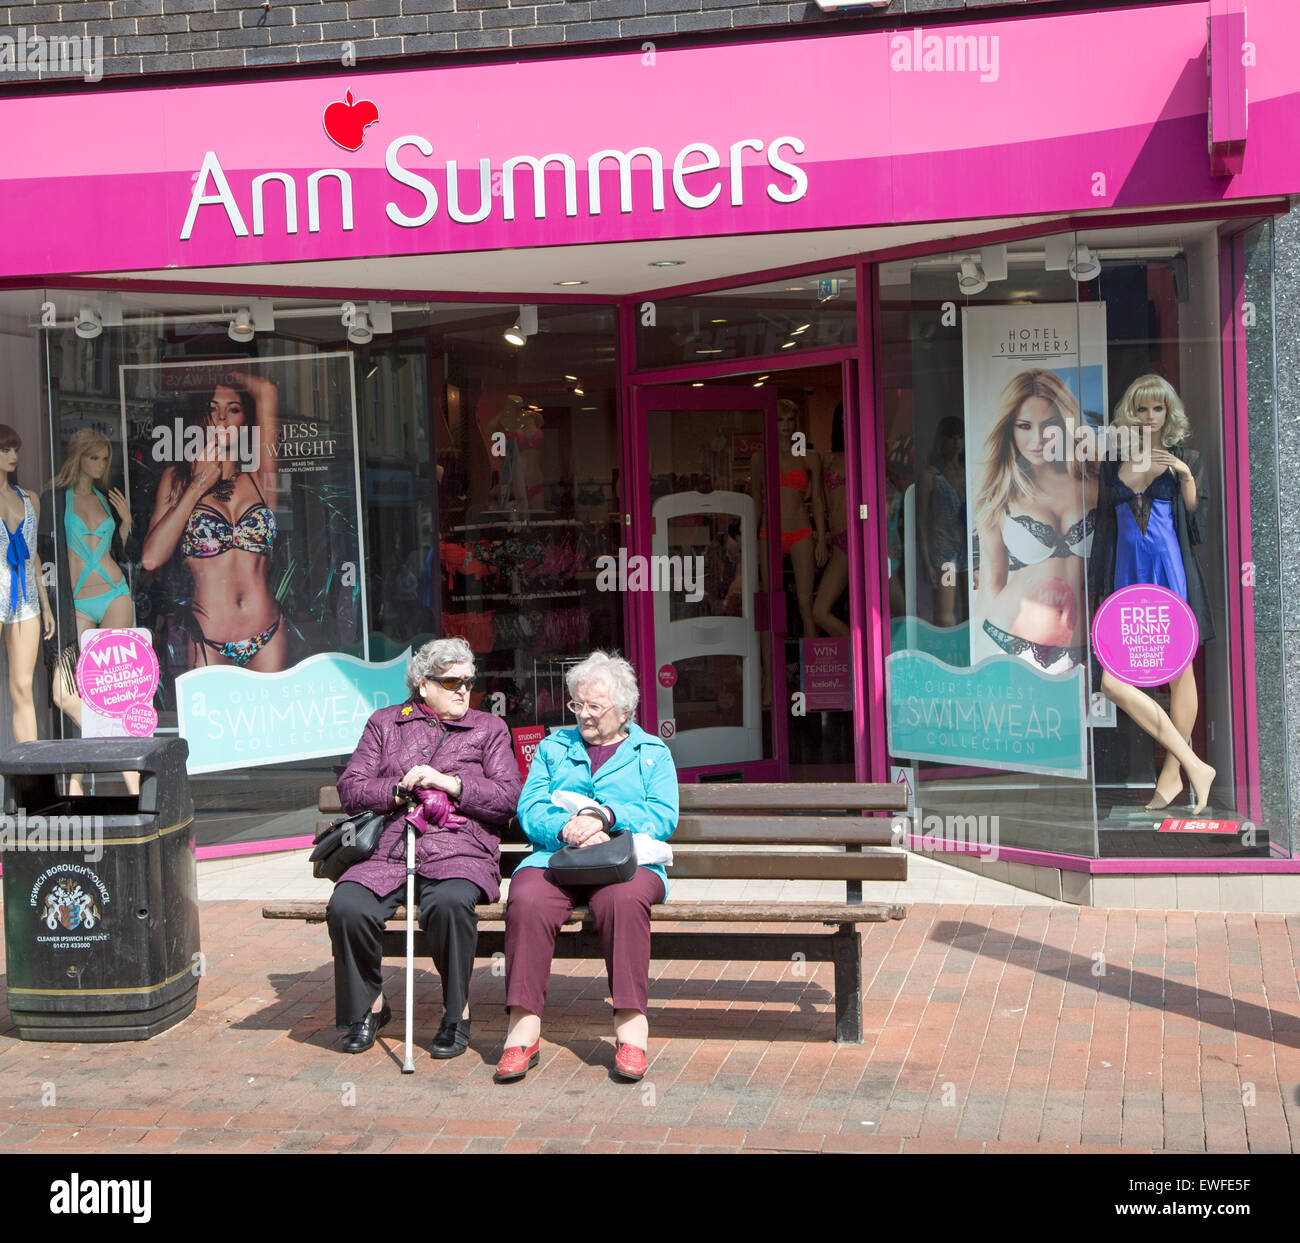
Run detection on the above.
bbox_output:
[577,830,611,849]
[107,488,132,536]
[190,440,222,494]
[561,813,608,847]
[397,764,460,790]
[41,604,54,641]
[814,532,829,569]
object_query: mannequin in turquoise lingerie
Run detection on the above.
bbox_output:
[41,428,140,794]
[0,424,55,743]
[142,369,284,673]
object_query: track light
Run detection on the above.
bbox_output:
[228,307,255,343]
[1068,244,1101,281]
[346,301,391,346]
[227,298,274,343]
[74,306,103,340]
[348,311,373,345]
[504,304,538,346]
[958,256,988,296]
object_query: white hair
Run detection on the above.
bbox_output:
[566,649,639,719]
[407,636,476,694]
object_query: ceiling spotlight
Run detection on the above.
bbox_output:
[1069,244,1101,282]
[553,280,588,287]
[228,307,255,343]
[504,304,538,346]
[648,259,685,268]
[958,256,988,296]
[74,306,103,340]
[348,311,373,345]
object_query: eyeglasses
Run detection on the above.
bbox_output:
[431,676,475,693]
[567,700,616,719]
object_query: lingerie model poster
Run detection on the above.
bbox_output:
[119,353,392,773]
[964,303,1108,671]
[885,303,1107,780]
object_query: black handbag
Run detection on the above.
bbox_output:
[309,808,392,882]
[547,829,637,887]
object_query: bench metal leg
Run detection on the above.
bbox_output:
[831,924,862,1044]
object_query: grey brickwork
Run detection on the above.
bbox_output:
[0,0,1166,80]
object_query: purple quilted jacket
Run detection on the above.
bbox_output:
[335,700,522,902]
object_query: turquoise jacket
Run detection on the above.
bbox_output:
[515,722,679,895]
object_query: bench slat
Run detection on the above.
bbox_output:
[319,781,907,819]
[316,815,901,847]
[262,900,904,924]
[671,816,899,844]
[662,852,906,881]
[677,782,906,812]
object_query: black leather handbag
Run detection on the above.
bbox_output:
[309,808,392,882]
[546,829,638,887]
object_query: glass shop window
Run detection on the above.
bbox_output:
[878,222,1287,858]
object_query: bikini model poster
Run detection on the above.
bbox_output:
[121,353,378,772]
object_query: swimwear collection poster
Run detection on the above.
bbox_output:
[885,303,1107,780]
[117,352,381,772]
[962,303,1108,667]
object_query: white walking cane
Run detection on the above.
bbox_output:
[402,819,416,1075]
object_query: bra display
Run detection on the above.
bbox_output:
[1002,506,1094,572]
[780,468,810,492]
[181,482,277,559]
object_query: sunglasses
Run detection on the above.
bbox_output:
[430,676,475,693]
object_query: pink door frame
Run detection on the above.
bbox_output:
[628,382,786,782]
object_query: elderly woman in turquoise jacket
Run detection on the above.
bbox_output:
[497,650,678,1085]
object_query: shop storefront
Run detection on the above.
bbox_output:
[2,0,1298,893]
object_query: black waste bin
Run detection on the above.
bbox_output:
[0,737,200,1042]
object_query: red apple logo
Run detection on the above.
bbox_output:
[323,90,379,152]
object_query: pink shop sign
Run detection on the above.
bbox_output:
[1091,585,1198,689]
[3,0,1300,278]
[801,637,852,711]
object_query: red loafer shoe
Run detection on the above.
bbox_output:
[613,1042,648,1081]
[494,1040,540,1083]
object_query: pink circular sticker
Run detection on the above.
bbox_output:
[76,630,160,718]
[123,703,158,737]
[1091,585,1198,688]
[657,664,678,688]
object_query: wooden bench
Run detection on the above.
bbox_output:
[263,781,908,1043]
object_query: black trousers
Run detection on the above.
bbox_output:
[326,877,484,1028]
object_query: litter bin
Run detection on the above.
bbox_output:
[0,737,200,1042]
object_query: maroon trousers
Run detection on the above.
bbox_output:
[504,865,666,1016]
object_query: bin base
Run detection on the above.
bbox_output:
[9,982,198,1043]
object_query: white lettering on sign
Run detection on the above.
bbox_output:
[180,134,808,242]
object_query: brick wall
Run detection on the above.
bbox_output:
[0,0,1173,82]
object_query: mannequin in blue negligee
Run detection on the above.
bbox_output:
[1091,375,1216,816]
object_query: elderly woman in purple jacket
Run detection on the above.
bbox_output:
[326,636,522,1058]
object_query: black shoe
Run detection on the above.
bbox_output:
[431,1017,471,1059]
[342,1001,391,1053]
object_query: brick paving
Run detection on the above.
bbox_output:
[0,901,1297,1153]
